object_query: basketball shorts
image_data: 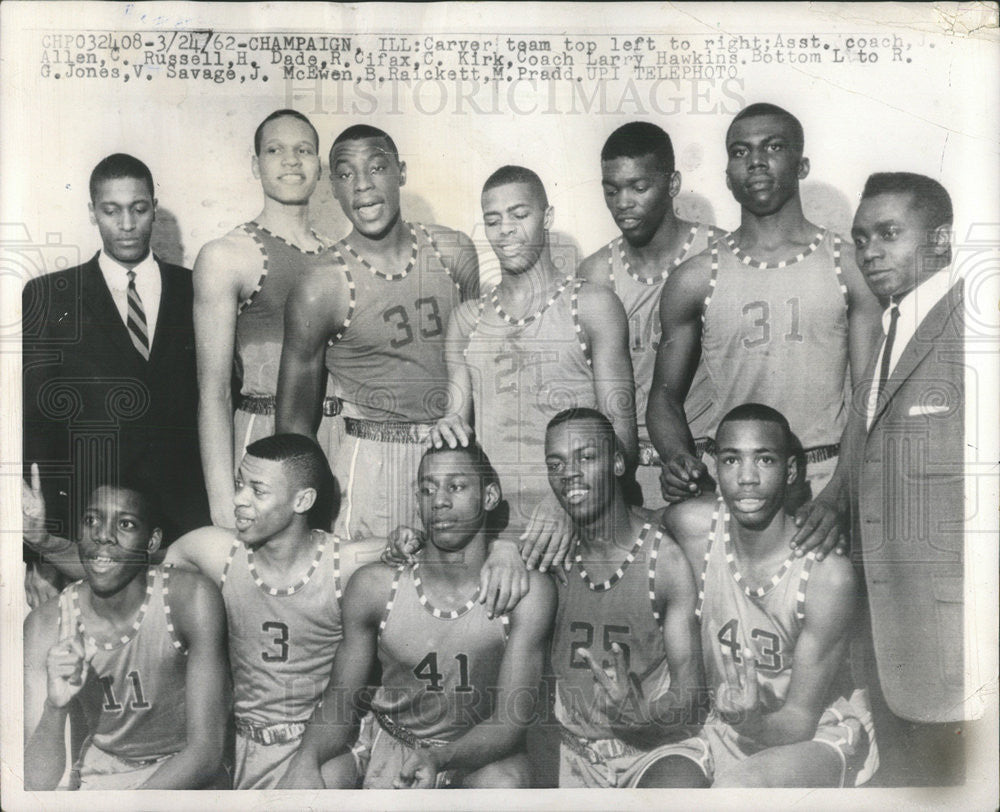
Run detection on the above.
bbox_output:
[695,692,877,787]
[70,739,173,790]
[558,728,711,788]
[350,712,458,789]
[234,730,303,790]
[331,424,430,542]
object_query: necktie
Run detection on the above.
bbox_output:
[126,270,150,360]
[873,302,900,412]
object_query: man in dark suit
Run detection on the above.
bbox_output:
[23,153,208,554]
[843,172,968,784]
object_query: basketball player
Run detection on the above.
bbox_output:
[647,103,882,555]
[23,482,229,790]
[164,433,384,788]
[278,442,556,789]
[276,124,480,543]
[545,408,703,788]
[657,404,876,787]
[431,166,637,565]
[194,109,343,529]
[577,122,717,509]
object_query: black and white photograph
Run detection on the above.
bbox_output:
[2,2,997,809]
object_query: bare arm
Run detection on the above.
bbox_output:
[162,526,236,585]
[275,268,349,437]
[399,571,556,785]
[790,247,881,556]
[720,556,857,746]
[647,256,714,501]
[277,563,389,788]
[24,601,72,790]
[576,282,638,467]
[193,237,252,528]
[430,226,480,302]
[140,573,230,789]
[429,302,478,449]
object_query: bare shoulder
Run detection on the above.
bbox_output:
[659,494,716,567]
[336,535,385,580]
[194,227,262,285]
[24,595,61,648]
[420,223,475,255]
[164,525,236,582]
[344,559,398,597]
[806,552,857,601]
[577,245,613,285]
[576,277,625,313]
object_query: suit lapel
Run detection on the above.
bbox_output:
[81,254,145,362]
[868,280,963,430]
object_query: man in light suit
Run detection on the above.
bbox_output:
[22,153,208,557]
[842,172,967,784]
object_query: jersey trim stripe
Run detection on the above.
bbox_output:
[569,279,593,368]
[647,528,665,625]
[416,223,464,293]
[722,228,827,270]
[70,570,155,651]
[160,568,186,653]
[219,538,240,585]
[832,235,849,303]
[694,500,723,619]
[238,222,269,314]
[379,567,403,633]
[326,245,354,345]
[411,561,480,620]
[575,522,651,592]
[245,531,327,597]
[795,551,817,620]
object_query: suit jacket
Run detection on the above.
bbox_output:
[22,252,208,542]
[843,278,966,723]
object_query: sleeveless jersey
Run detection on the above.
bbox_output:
[553,524,671,740]
[371,563,508,741]
[220,531,344,725]
[62,566,187,761]
[463,276,596,524]
[701,230,849,450]
[324,223,463,422]
[234,222,334,397]
[599,223,717,444]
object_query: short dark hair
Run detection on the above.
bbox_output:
[547,407,616,439]
[245,433,338,529]
[330,124,400,167]
[482,165,548,208]
[715,403,794,455]
[253,109,319,156]
[727,103,804,152]
[86,475,163,533]
[601,122,675,174]
[861,172,953,232]
[89,154,154,201]
[419,439,501,496]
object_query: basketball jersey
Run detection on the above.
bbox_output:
[235,222,334,397]
[220,531,344,725]
[598,223,717,444]
[371,563,508,741]
[701,230,849,449]
[553,524,671,740]
[324,223,463,422]
[463,276,596,524]
[62,566,187,761]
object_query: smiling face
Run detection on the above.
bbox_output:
[416,450,499,553]
[545,417,624,525]
[715,419,796,531]
[851,191,944,301]
[89,177,156,268]
[482,181,552,275]
[330,136,405,238]
[725,113,808,217]
[601,153,678,245]
[232,454,305,547]
[253,114,321,206]
[78,486,161,597]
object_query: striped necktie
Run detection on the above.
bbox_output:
[126,270,150,360]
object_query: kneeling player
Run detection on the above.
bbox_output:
[545,408,704,788]
[23,482,229,790]
[659,403,877,787]
[279,442,556,789]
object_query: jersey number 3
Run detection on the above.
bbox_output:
[261,621,289,663]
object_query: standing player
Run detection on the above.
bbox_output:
[23,482,229,790]
[658,404,876,787]
[276,124,480,542]
[279,442,555,789]
[194,109,343,529]
[544,408,703,788]
[164,433,384,788]
[578,122,717,508]
[432,166,637,555]
[647,103,882,547]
